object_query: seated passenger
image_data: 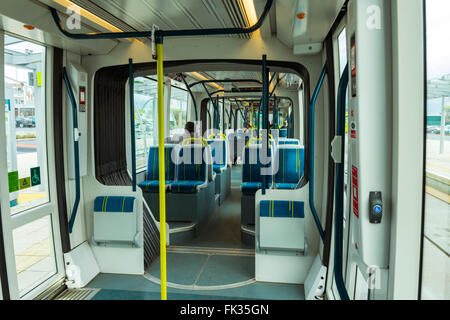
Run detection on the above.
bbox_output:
[164,121,196,144]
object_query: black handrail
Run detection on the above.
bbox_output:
[202,83,220,131]
[129,59,137,192]
[334,64,350,300]
[189,79,262,89]
[49,0,274,40]
[309,66,328,242]
[261,55,269,195]
[62,68,80,234]
[257,72,277,134]
[179,73,199,121]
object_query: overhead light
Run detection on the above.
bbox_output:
[53,0,124,33]
[189,72,223,91]
[242,0,258,26]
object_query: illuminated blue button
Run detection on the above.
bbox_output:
[373,205,382,213]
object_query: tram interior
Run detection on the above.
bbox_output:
[0,0,436,302]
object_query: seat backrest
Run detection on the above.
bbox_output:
[94,196,135,213]
[274,145,304,184]
[207,138,228,169]
[242,144,274,184]
[260,200,304,218]
[279,128,288,138]
[146,145,176,181]
[174,144,209,182]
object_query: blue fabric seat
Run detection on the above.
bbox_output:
[139,180,174,192]
[274,146,304,190]
[241,182,273,194]
[241,145,273,195]
[170,181,206,193]
[273,183,298,190]
[260,200,304,218]
[138,145,176,193]
[170,145,208,194]
[94,196,135,213]
[278,139,300,145]
[208,139,227,173]
[279,128,288,138]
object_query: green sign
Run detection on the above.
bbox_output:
[30,167,41,186]
[19,177,31,190]
[8,171,19,193]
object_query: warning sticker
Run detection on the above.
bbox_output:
[352,166,359,218]
[8,171,19,193]
[19,177,31,190]
[30,167,41,186]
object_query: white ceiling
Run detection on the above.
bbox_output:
[42,0,345,49]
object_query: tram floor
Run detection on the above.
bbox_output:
[85,165,304,300]
[88,272,304,300]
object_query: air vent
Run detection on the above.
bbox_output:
[54,288,100,300]
[222,0,251,39]
[68,0,137,33]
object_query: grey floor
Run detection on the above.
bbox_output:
[87,165,305,300]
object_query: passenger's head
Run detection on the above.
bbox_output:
[185,121,195,136]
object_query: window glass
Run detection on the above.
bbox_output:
[421,0,450,300]
[13,215,57,297]
[134,76,157,169]
[170,85,188,136]
[338,28,348,76]
[4,35,48,215]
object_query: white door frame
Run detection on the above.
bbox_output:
[0,30,65,300]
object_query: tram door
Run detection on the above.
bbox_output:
[329,0,393,300]
[0,32,64,299]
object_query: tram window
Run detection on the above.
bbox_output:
[4,35,49,215]
[170,85,188,136]
[337,28,349,173]
[338,28,348,76]
[421,0,450,300]
[134,76,157,169]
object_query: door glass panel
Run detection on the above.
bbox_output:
[170,85,188,136]
[4,35,48,215]
[422,0,450,300]
[134,76,157,169]
[13,215,57,297]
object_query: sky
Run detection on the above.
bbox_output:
[426,0,450,114]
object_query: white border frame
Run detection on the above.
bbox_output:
[0,31,65,300]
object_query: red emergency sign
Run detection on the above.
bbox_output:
[79,86,86,104]
[352,166,359,218]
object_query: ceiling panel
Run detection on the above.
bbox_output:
[276,0,346,48]
[88,0,260,38]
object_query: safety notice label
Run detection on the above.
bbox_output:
[8,171,19,193]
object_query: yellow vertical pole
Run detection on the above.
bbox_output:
[156,40,167,300]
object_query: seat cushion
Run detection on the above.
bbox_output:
[170,181,206,193]
[241,182,272,195]
[274,183,298,190]
[138,180,173,193]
